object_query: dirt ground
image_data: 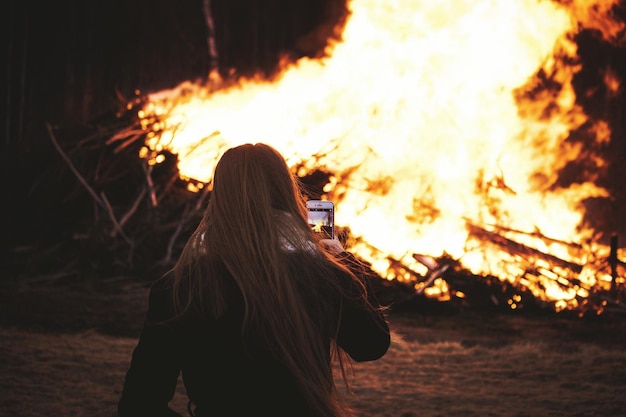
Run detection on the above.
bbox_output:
[2,280,625,346]
[1,281,626,417]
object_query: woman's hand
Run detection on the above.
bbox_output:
[320,238,345,255]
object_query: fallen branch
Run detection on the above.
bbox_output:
[386,256,426,282]
[117,187,147,233]
[47,123,104,209]
[100,192,133,246]
[483,223,583,249]
[162,202,196,264]
[467,223,583,273]
[142,162,158,207]
[194,183,212,211]
[416,264,450,295]
[106,127,146,153]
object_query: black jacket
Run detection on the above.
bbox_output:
[118,252,390,417]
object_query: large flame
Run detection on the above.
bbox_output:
[131,0,624,311]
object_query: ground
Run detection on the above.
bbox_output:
[1,280,626,417]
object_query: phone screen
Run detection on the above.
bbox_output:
[307,202,334,239]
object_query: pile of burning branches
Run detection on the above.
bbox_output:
[8,105,624,319]
[375,225,625,317]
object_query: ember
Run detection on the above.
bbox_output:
[104,0,626,315]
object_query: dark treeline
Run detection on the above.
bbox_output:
[4,0,348,146]
[3,0,348,260]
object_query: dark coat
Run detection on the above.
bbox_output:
[118,252,390,417]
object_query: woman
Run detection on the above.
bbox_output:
[118,143,390,417]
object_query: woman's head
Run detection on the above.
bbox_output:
[205,143,312,255]
[210,143,307,227]
[213,143,303,213]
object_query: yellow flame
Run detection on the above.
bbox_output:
[134,0,623,310]
[312,222,324,233]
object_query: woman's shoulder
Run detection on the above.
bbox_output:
[143,271,177,323]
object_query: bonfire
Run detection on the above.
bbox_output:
[10,0,626,319]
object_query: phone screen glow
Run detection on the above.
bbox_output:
[307,208,334,239]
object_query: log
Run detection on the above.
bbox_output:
[467,223,583,273]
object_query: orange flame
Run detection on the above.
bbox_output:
[133,0,624,311]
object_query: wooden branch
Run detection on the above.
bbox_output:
[111,133,146,153]
[194,183,212,211]
[416,264,450,295]
[47,123,104,208]
[142,162,158,207]
[203,0,220,70]
[484,223,583,249]
[162,203,194,264]
[467,223,583,273]
[386,257,425,281]
[19,270,79,285]
[106,128,145,144]
[117,187,147,231]
[100,192,133,246]
[608,234,626,293]
[156,170,186,203]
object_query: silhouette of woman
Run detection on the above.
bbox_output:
[118,143,390,417]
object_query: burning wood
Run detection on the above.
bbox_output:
[465,222,625,314]
[411,254,451,295]
[9,117,624,319]
[466,223,584,273]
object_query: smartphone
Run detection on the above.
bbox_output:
[306,200,334,240]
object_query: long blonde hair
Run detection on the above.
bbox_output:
[171,143,362,417]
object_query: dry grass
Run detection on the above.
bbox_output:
[2,310,626,417]
[349,331,626,417]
